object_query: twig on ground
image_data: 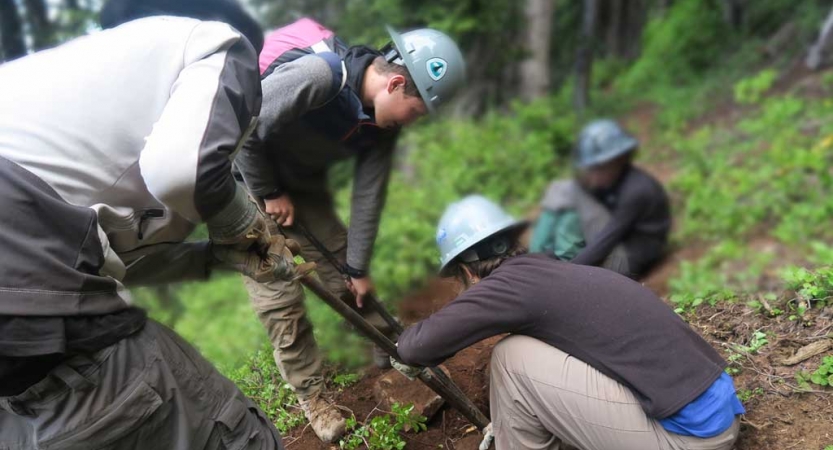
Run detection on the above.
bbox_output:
[740,417,769,430]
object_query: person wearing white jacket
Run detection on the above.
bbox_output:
[0,16,292,449]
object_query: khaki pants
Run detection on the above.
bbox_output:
[490,335,740,450]
[243,192,389,399]
[0,320,283,450]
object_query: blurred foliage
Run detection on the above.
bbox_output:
[733,69,778,105]
[617,0,732,92]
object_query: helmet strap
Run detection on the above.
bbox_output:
[458,235,510,264]
[381,42,404,65]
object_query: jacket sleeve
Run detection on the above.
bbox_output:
[139,21,261,223]
[234,54,340,198]
[396,274,534,367]
[345,134,397,272]
[571,185,645,266]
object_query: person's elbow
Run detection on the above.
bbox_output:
[396,333,436,367]
[139,154,201,222]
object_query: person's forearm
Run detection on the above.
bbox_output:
[346,144,395,270]
[121,242,212,285]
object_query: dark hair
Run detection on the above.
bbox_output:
[100,0,264,53]
[447,234,527,286]
[372,57,420,98]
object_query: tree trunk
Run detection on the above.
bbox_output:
[23,0,53,50]
[65,0,79,9]
[0,0,26,62]
[720,0,743,29]
[605,0,624,58]
[807,6,833,70]
[518,0,554,102]
[623,0,648,60]
[574,0,598,112]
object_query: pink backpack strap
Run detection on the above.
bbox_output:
[259,18,335,74]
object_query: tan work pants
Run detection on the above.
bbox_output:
[489,335,740,450]
[243,192,388,399]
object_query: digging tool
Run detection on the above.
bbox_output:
[292,221,404,335]
[299,273,490,430]
[290,222,484,424]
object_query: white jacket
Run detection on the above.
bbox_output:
[0,17,260,276]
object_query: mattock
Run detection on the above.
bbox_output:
[299,274,490,430]
[291,221,490,431]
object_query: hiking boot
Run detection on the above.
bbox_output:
[299,392,346,443]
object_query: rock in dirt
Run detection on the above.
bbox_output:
[373,366,451,425]
[779,339,832,366]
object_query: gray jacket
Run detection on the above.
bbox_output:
[0,17,260,315]
[234,50,397,272]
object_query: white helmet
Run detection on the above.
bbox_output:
[436,195,527,275]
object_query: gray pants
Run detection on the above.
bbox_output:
[0,320,283,450]
[490,335,740,450]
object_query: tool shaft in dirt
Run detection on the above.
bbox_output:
[292,222,473,419]
[300,274,490,430]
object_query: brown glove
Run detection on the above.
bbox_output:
[211,235,315,283]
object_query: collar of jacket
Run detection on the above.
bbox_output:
[343,45,382,123]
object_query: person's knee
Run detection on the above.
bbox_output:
[245,277,305,311]
[491,335,537,373]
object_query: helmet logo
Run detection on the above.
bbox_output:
[426,57,447,81]
[436,228,448,245]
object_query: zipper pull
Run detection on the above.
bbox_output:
[137,209,164,240]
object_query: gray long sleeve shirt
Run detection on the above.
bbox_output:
[234,53,396,271]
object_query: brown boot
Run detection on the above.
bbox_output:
[299,392,346,443]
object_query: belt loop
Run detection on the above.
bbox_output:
[51,365,94,391]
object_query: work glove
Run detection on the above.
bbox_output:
[390,356,423,381]
[207,187,315,282]
[211,235,314,283]
[479,423,494,450]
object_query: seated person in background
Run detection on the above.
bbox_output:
[530,119,671,278]
[395,195,743,450]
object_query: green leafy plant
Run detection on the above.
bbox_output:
[781,266,833,308]
[227,346,305,433]
[736,387,764,402]
[795,356,833,388]
[726,331,769,375]
[734,69,778,105]
[333,373,361,389]
[339,403,427,450]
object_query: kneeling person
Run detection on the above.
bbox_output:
[396,196,743,450]
[530,119,671,278]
